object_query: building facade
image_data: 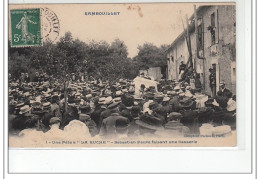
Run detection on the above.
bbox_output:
[166,5,236,95]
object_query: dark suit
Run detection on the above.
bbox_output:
[99,113,128,137]
[217,88,231,98]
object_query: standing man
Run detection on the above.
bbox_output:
[179,61,186,80]
[209,68,216,97]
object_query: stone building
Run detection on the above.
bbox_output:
[166,5,236,95]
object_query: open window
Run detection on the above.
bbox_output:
[210,12,216,45]
[208,9,219,46]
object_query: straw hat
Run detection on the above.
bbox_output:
[19,105,31,114]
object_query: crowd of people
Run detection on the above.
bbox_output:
[8,72,236,141]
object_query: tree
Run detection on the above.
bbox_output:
[8,31,142,82]
[133,42,169,70]
[110,38,128,58]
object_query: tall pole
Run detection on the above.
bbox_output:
[63,53,68,113]
[180,12,192,69]
[194,5,198,72]
[181,14,190,56]
[185,15,193,68]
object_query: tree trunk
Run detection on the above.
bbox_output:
[64,80,68,112]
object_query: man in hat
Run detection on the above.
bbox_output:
[143,91,155,111]
[217,81,231,98]
[103,86,112,97]
[51,94,61,118]
[115,117,130,139]
[79,114,98,137]
[135,113,164,137]
[197,106,214,125]
[209,68,216,97]
[40,102,53,130]
[91,102,106,130]
[30,100,48,130]
[169,93,182,112]
[128,105,141,136]
[79,103,93,115]
[98,103,113,130]
[179,61,186,79]
[153,93,164,104]
[164,112,190,136]
[44,117,64,139]
[180,99,199,133]
[148,101,165,121]
[12,105,33,130]
[99,102,127,137]
[161,96,172,113]
[60,103,79,129]
[8,97,18,132]
[120,94,134,120]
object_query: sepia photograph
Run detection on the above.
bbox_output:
[8,3,237,147]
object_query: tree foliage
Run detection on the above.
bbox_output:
[133,42,169,69]
[8,32,139,81]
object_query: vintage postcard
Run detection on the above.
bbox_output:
[8,3,236,148]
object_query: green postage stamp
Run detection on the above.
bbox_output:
[10,8,42,47]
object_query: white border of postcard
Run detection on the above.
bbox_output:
[2,0,257,177]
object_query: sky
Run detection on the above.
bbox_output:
[9,3,231,58]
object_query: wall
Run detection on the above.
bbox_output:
[167,5,236,96]
[167,35,189,80]
[201,5,236,95]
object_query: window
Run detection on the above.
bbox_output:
[210,12,216,45]
[198,22,203,51]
